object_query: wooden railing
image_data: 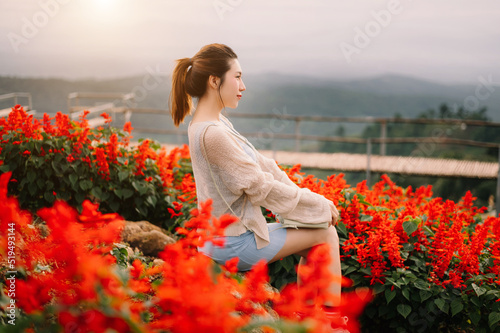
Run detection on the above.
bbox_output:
[68,92,135,128]
[0,92,35,117]
[1,91,498,213]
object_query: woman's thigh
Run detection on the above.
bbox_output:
[199,223,288,271]
[269,226,338,263]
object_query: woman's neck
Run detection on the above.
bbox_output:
[191,93,223,123]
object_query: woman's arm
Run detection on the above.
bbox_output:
[202,125,333,224]
[256,152,298,187]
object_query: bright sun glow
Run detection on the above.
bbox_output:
[93,0,117,11]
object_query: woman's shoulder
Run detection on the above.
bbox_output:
[189,121,227,142]
[189,119,222,134]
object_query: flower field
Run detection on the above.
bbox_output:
[1,106,500,332]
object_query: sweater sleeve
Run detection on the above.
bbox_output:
[202,125,332,223]
[256,151,298,188]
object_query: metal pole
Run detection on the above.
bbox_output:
[177,129,182,145]
[496,145,500,217]
[271,132,276,161]
[380,121,387,156]
[295,119,301,152]
[366,139,372,188]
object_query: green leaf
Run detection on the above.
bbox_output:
[100,191,110,201]
[90,187,103,200]
[402,219,419,237]
[471,295,481,307]
[44,167,53,178]
[472,283,486,297]
[336,222,348,238]
[419,290,432,302]
[69,174,78,187]
[58,191,71,201]
[385,288,396,304]
[135,205,148,217]
[372,283,385,295]
[27,170,36,183]
[489,312,500,329]
[60,162,70,173]
[75,192,85,205]
[117,156,128,164]
[28,182,37,196]
[396,304,411,319]
[146,195,157,208]
[79,180,93,191]
[118,170,129,182]
[422,225,434,236]
[132,181,148,195]
[122,189,134,199]
[434,299,448,314]
[414,280,429,290]
[344,265,357,275]
[402,288,410,301]
[281,256,294,272]
[470,309,481,326]
[360,214,373,222]
[44,191,55,203]
[114,188,123,199]
[51,160,60,173]
[450,298,463,317]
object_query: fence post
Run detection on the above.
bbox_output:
[295,119,301,152]
[497,145,500,217]
[366,138,372,187]
[271,132,277,161]
[380,120,387,156]
[177,129,182,145]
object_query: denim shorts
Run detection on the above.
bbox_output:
[198,223,288,271]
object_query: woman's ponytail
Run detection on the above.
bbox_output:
[169,44,238,127]
[169,57,193,127]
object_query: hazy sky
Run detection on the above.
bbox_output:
[1,0,499,84]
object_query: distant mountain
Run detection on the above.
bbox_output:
[0,73,498,124]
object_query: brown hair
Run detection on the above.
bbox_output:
[169,43,238,127]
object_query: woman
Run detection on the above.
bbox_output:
[169,43,344,323]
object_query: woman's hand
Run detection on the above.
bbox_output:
[329,201,340,226]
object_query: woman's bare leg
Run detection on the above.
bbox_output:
[269,226,341,306]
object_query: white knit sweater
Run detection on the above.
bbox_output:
[188,114,334,249]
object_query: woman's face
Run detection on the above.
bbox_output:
[219,59,246,109]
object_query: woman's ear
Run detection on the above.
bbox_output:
[208,75,220,90]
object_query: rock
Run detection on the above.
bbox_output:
[121,221,176,257]
[153,258,165,266]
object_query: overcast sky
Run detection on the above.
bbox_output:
[1,0,499,84]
